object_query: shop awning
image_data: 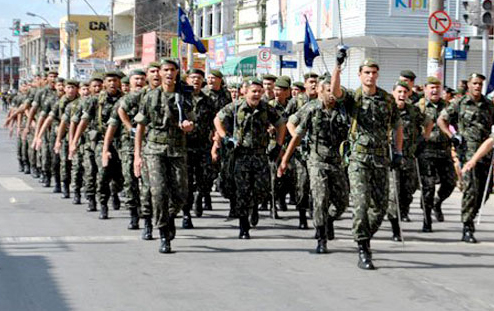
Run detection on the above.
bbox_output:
[220,56,257,76]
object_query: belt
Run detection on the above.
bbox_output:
[236,147,266,155]
[147,132,171,145]
[353,144,387,157]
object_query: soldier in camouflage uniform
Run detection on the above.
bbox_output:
[201,70,231,210]
[70,75,103,211]
[416,77,456,231]
[399,70,422,104]
[333,59,404,270]
[104,69,147,230]
[387,81,431,242]
[261,74,276,102]
[279,76,349,253]
[291,81,305,98]
[183,68,216,227]
[70,72,124,219]
[438,73,494,243]
[214,78,286,239]
[134,59,195,253]
[6,84,29,172]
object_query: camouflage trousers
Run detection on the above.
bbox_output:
[83,140,97,197]
[40,130,52,177]
[120,146,140,212]
[143,149,188,229]
[292,153,310,211]
[27,132,37,170]
[461,159,493,223]
[308,160,349,227]
[17,133,27,166]
[349,160,389,241]
[94,142,124,205]
[71,142,84,193]
[185,149,216,213]
[234,153,270,218]
[49,129,60,185]
[218,147,236,199]
[387,157,418,220]
[418,156,455,214]
[139,153,153,218]
[60,137,71,185]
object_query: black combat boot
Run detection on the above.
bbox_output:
[53,183,61,193]
[111,193,120,210]
[298,209,308,229]
[43,174,51,188]
[401,212,411,222]
[169,216,176,240]
[315,226,329,254]
[194,193,203,217]
[72,190,81,205]
[433,197,444,222]
[182,213,194,229]
[158,227,172,253]
[18,161,24,172]
[142,216,153,240]
[250,206,259,227]
[239,216,251,239]
[24,163,31,174]
[61,182,70,199]
[269,203,281,219]
[278,195,287,211]
[86,195,97,212]
[228,199,239,219]
[127,208,139,230]
[390,218,402,242]
[32,167,40,178]
[422,208,433,233]
[99,203,109,219]
[326,217,335,240]
[357,240,375,270]
[39,172,46,184]
[462,221,477,243]
[203,193,212,210]
[259,199,268,211]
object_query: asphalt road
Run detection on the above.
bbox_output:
[0,113,493,311]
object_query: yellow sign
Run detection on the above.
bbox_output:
[78,38,94,58]
[60,15,109,56]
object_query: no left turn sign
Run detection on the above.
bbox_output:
[428,10,452,35]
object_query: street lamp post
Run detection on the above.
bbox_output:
[3,38,15,90]
[26,12,51,74]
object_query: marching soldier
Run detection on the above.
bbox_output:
[261,74,277,102]
[399,70,422,104]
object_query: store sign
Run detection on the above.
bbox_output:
[78,38,94,58]
[390,0,433,17]
[141,32,156,66]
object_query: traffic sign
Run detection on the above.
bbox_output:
[444,47,467,61]
[270,40,293,56]
[444,20,461,41]
[428,10,452,35]
[257,47,272,70]
[281,60,297,69]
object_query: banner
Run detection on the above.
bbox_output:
[141,32,156,66]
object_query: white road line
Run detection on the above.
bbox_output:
[0,177,33,191]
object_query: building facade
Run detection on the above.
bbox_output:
[19,27,60,79]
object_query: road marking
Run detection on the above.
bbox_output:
[0,177,33,192]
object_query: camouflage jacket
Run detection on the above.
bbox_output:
[82,90,123,138]
[416,98,450,157]
[397,102,426,157]
[202,86,231,112]
[108,90,144,148]
[186,90,216,151]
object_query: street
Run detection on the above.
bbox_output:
[1,115,494,311]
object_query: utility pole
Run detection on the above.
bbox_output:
[109,0,114,62]
[1,39,15,90]
[66,0,71,78]
[40,24,46,74]
[159,13,163,60]
[453,0,460,89]
[0,45,4,92]
[427,0,445,79]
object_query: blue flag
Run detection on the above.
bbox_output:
[178,6,206,54]
[304,16,320,68]
[487,61,494,95]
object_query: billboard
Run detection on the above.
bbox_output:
[78,38,94,58]
[208,34,235,69]
[141,32,157,66]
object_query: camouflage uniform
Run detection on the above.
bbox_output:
[339,87,401,242]
[81,90,124,212]
[35,87,57,182]
[416,98,456,227]
[134,86,194,231]
[387,102,425,220]
[440,94,494,225]
[217,99,285,227]
[64,97,84,198]
[13,94,29,170]
[24,87,40,176]
[295,99,349,233]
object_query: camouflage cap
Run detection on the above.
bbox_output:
[359,58,379,70]
[209,69,223,78]
[187,68,205,77]
[160,58,179,69]
[65,79,79,87]
[303,72,319,80]
[274,77,290,89]
[393,80,410,91]
[444,86,456,94]
[90,72,104,82]
[246,77,263,87]
[55,77,65,84]
[292,81,305,90]
[425,76,441,85]
[228,82,240,89]
[129,69,146,78]
[262,74,277,81]
[116,70,126,79]
[280,75,292,85]
[469,72,486,81]
[80,81,90,87]
[147,61,161,70]
[104,71,121,79]
[399,70,416,80]
[47,70,59,76]
[42,72,48,78]
[121,76,130,84]
[317,72,332,82]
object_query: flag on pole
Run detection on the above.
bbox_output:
[304,15,320,68]
[178,6,207,54]
[487,61,494,95]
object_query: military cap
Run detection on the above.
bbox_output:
[393,80,410,91]
[457,87,466,95]
[121,76,130,84]
[275,78,290,89]
[359,58,379,70]
[317,72,332,82]
[129,69,146,78]
[47,70,58,76]
[425,76,441,85]
[42,72,48,78]
[147,61,161,70]
[90,72,104,82]
[55,77,65,84]
[188,68,205,77]
[104,71,121,79]
[160,58,179,69]
[262,74,277,81]
[292,81,305,90]
[65,79,79,87]
[400,70,416,80]
[228,82,240,89]
[209,69,223,79]
[444,86,455,94]
[469,72,486,81]
[303,72,319,80]
[80,81,90,87]
[246,77,263,87]
[116,70,126,79]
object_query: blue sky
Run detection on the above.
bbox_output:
[0,0,110,56]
